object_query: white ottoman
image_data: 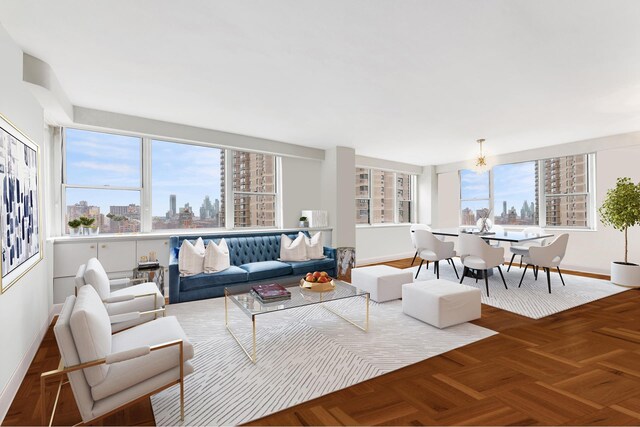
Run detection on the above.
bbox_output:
[351,265,414,302]
[402,279,481,328]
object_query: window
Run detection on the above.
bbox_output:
[493,161,538,226]
[63,128,280,234]
[354,168,415,224]
[151,140,224,230]
[459,153,594,229]
[541,154,589,227]
[459,170,490,226]
[64,128,142,233]
[229,151,277,228]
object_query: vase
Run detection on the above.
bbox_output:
[69,227,81,236]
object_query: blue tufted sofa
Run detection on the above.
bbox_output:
[168,231,337,303]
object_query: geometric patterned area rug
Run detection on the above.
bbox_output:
[406,261,628,319]
[150,296,496,426]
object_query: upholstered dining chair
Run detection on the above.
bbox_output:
[409,224,431,266]
[507,226,547,271]
[41,285,194,426]
[76,258,165,332]
[458,233,508,297]
[518,233,569,293]
[414,229,458,279]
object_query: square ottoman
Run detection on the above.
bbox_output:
[402,279,481,328]
[351,265,414,302]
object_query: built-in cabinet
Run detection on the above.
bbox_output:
[52,237,170,304]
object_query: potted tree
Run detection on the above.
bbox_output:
[599,177,640,287]
[68,219,82,236]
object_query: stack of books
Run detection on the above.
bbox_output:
[138,261,160,270]
[250,284,291,303]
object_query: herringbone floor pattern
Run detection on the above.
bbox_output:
[4,258,640,426]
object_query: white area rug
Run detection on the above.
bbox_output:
[151,296,496,426]
[407,261,628,319]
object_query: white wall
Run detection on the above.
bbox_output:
[435,135,640,275]
[280,156,323,228]
[356,225,414,265]
[0,24,51,421]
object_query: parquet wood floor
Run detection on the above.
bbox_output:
[4,258,640,426]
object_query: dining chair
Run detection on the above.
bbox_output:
[414,229,458,279]
[458,233,507,297]
[409,224,431,266]
[518,233,569,293]
[507,227,547,271]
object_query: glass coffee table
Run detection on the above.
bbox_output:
[224,280,369,363]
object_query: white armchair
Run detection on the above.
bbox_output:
[414,229,458,279]
[519,233,569,293]
[458,233,508,296]
[507,227,547,271]
[409,224,431,266]
[41,285,194,425]
[76,258,165,332]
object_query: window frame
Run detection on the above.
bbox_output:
[355,167,416,225]
[61,127,282,235]
[458,153,596,230]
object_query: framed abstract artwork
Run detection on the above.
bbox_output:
[0,113,42,293]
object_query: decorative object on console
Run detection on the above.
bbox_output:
[178,237,205,276]
[298,216,309,228]
[0,112,41,293]
[337,247,355,279]
[301,231,324,259]
[68,219,82,236]
[598,176,640,287]
[204,238,231,273]
[280,233,308,261]
[300,210,328,228]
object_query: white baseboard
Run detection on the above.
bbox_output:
[357,251,415,267]
[0,304,57,423]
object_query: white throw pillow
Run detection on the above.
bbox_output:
[301,231,324,259]
[178,237,205,276]
[204,239,231,273]
[280,233,308,261]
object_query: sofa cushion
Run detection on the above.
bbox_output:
[284,258,336,275]
[302,232,324,260]
[180,266,249,292]
[204,239,230,273]
[280,234,308,261]
[179,238,205,276]
[239,260,293,281]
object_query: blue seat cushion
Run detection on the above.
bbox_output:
[180,266,249,292]
[284,258,337,275]
[238,261,292,281]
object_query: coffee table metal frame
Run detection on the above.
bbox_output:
[224,281,369,363]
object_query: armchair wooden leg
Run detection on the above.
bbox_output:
[435,261,440,279]
[546,267,552,293]
[507,253,516,272]
[450,259,459,279]
[415,260,424,279]
[410,251,418,266]
[557,267,566,286]
[519,255,523,269]
[519,264,530,287]
[484,270,490,297]
[497,266,508,289]
[460,267,467,284]
[180,341,185,421]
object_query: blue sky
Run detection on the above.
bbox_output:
[65,129,222,216]
[461,162,537,215]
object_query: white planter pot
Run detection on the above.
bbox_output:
[610,261,640,288]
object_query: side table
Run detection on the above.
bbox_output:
[133,264,166,296]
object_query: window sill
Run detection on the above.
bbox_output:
[356,223,413,229]
[48,226,333,243]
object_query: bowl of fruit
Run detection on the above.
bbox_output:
[300,271,335,292]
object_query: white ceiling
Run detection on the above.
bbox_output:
[1,0,640,165]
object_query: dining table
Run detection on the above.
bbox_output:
[427,227,555,277]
